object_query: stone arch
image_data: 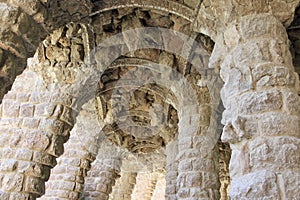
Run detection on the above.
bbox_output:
[0,4,223,199]
[0,0,94,101]
[0,0,221,102]
[0,22,94,199]
[0,1,299,200]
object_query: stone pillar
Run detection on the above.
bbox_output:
[176,104,220,199]
[39,99,101,200]
[83,146,122,200]
[218,141,231,200]
[165,140,178,200]
[109,171,137,200]
[217,13,300,199]
[38,134,94,200]
[152,174,166,200]
[131,172,158,200]
[0,22,93,199]
[0,70,74,200]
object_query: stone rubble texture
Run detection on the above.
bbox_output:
[0,0,298,200]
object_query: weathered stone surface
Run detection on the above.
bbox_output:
[249,137,300,171]
[239,90,283,115]
[230,171,280,200]
[220,13,300,200]
[0,1,299,200]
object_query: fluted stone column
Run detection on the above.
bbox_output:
[215,13,300,199]
[83,145,122,200]
[109,171,137,200]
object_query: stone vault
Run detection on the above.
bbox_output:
[0,0,299,200]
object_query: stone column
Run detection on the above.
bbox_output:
[39,99,101,200]
[83,145,122,200]
[38,134,94,200]
[218,141,231,200]
[0,23,93,199]
[152,174,166,200]
[217,13,300,199]
[131,172,158,200]
[165,140,178,200]
[109,171,137,200]
[175,103,220,199]
[0,70,75,200]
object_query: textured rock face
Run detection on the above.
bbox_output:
[217,13,300,199]
[0,1,299,200]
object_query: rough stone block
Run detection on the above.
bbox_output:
[34,103,55,117]
[84,183,96,192]
[60,181,75,191]
[178,159,192,171]
[23,176,45,195]
[17,93,31,102]
[22,118,40,129]
[202,172,219,189]
[20,104,35,118]
[46,135,65,157]
[190,188,210,198]
[7,192,30,200]
[2,100,20,118]
[258,113,299,137]
[0,148,14,159]
[74,182,83,192]
[60,106,74,125]
[32,151,56,167]
[2,173,24,192]
[249,137,300,171]
[23,130,50,151]
[192,158,214,172]
[230,171,280,200]
[3,92,16,100]
[39,118,64,135]
[185,173,202,187]
[282,171,300,199]
[281,89,300,115]
[96,184,108,193]
[177,188,190,198]
[165,185,176,194]
[0,159,17,172]
[68,191,80,199]
[15,148,33,161]
[253,65,295,88]
[239,90,282,114]
[240,14,286,40]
